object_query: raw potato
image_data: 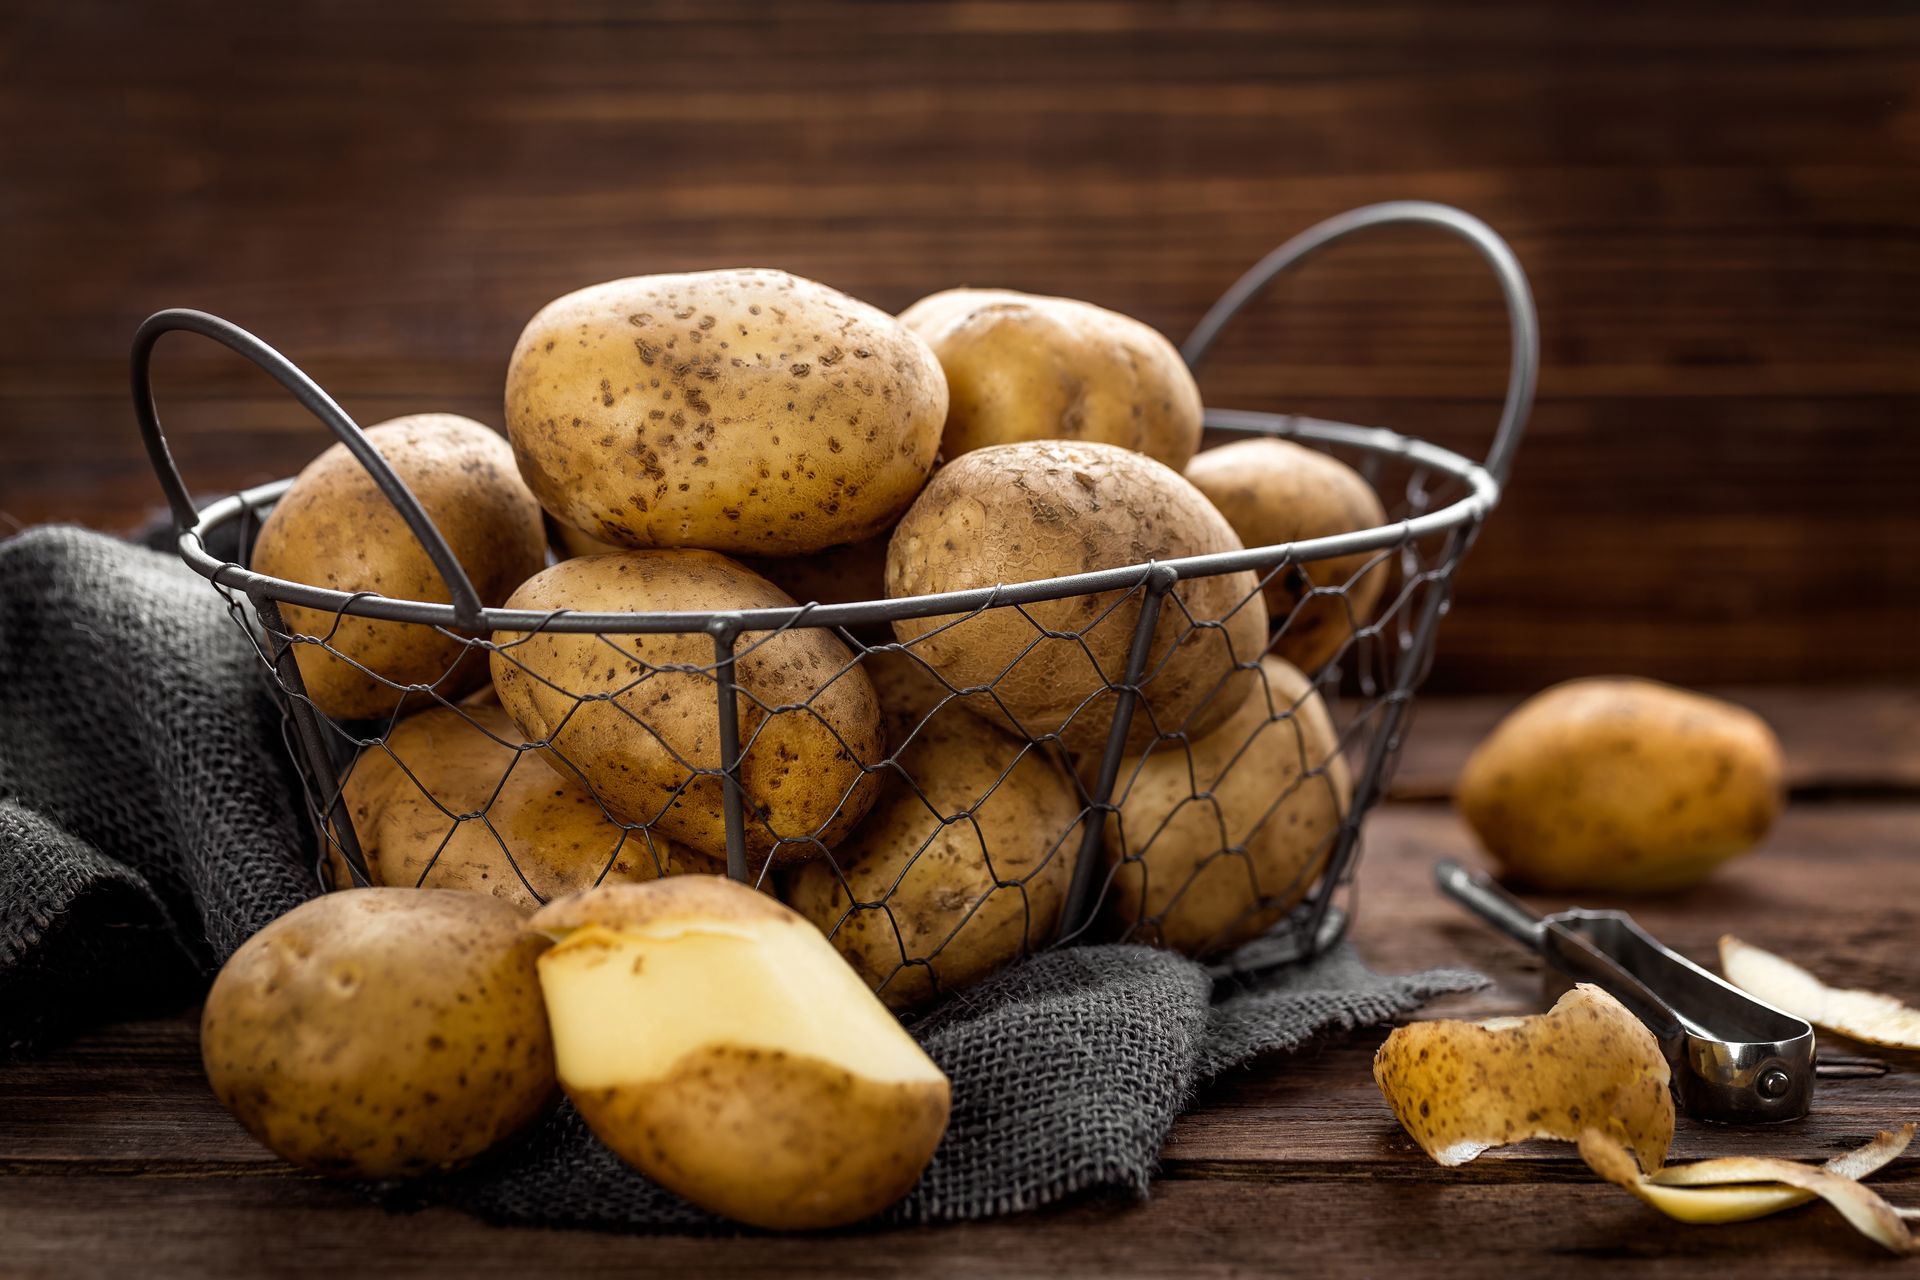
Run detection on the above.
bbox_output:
[339,700,720,910]
[898,288,1203,470]
[1456,678,1784,892]
[489,550,883,865]
[784,653,1083,1007]
[553,519,890,610]
[201,889,555,1177]
[251,414,548,720]
[743,534,891,610]
[507,269,947,555]
[1102,656,1351,957]
[528,878,951,1230]
[1719,935,1920,1050]
[1372,984,1674,1171]
[1185,439,1390,674]
[888,440,1268,756]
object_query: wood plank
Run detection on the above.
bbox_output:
[1,1171,1911,1280]
[1,0,1916,690]
[8,807,1916,1174]
[1387,685,1920,800]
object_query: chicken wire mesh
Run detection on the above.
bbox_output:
[134,201,1535,999]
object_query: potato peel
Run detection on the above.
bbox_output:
[1641,1124,1915,1222]
[1720,935,1920,1050]
[1579,1128,1917,1255]
[1373,984,1674,1171]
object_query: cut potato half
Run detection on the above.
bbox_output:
[527,878,951,1229]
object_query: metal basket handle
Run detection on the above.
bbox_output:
[131,308,488,628]
[1181,200,1538,486]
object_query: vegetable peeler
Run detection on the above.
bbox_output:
[1435,860,1816,1124]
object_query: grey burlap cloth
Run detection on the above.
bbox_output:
[0,524,1484,1230]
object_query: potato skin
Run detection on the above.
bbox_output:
[570,1048,949,1231]
[200,889,555,1178]
[1456,678,1784,893]
[899,288,1203,470]
[1103,656,1351,956]
[552,517,891,612]
[251,414,548,720]
[887,440,1267,756]
[783,654,1082,1007]
[1185,439,1390,675]
[488,550,884,865]
[507,269,947,555]
[340,700,720,910]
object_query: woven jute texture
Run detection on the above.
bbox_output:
[0,525,1483,1229]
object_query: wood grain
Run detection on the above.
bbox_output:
[4,680,1916,1275]
[1,1,1915,689]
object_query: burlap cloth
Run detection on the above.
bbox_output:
[0,524,1483,1229]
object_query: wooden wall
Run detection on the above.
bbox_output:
[1,1,1914,690]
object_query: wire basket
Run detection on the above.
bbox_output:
[133,201,1535,999]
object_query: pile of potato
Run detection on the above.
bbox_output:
[211,267,1396,1225]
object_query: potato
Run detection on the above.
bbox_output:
[200,889,555,1177]
[887,440,1267,756]
[339,700,720,911]
[1185,439,1390,675]
[489,550,884,865]
[743,534,891,610]
[528,878,951,1230]
[506,269,946,555]
[1102,655,1350,956]
[783,653,1082,1007]
[554,517,892,611]
[251,414,548,720]
[1456,678,1784,892]
[898,288,1203,470]
[1373,984,1674,1172]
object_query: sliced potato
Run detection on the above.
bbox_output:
[1720,935,1920,1050]
[527,878,951,1230]
[1372,984,1673,1171]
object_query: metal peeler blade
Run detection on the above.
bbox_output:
[1435,860,1815,1124]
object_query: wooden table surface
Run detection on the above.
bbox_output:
[4,686,1914,1278]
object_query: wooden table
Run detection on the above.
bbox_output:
[5,688,1916,1277]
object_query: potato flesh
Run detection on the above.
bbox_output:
[1720,935,1920,1050]
[538,920,944,1090]
[1372,984,1674,1171]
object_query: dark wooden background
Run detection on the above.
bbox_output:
[2,1,1915,691]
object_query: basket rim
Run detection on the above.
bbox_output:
[176,408,1498,636]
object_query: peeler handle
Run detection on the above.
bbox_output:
[1434,860,1546,950]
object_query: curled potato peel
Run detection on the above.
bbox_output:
[1372,984,1674,1171]
[1720,934,1920,1051]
